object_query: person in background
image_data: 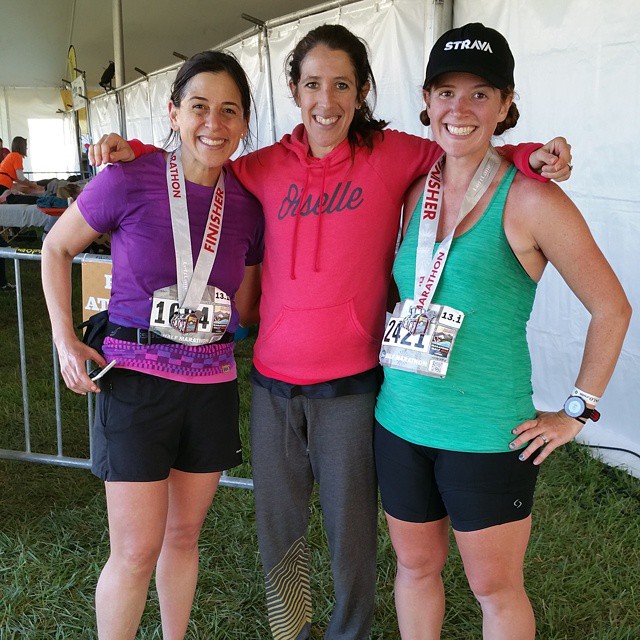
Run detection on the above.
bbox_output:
[88,23,573,640]
[42,51,263,640]
[374,23,631,639]
[0,136,41,291]
[0,136,43,196]
[0,138,9,162]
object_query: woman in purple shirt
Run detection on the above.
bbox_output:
[42,51,263,639]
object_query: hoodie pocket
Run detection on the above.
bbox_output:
[256,298,379,379]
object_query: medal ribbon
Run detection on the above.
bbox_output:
[166,147,225,310]
[413,147,501,309]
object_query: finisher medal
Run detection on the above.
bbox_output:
[147,147,231,346]
[401,305,437,336]
[380,147,501,378]
[170,308,202,334]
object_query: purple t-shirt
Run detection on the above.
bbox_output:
[77,153,263,382]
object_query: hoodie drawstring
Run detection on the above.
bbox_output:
[290,170,310,280]
[314,162,328,273]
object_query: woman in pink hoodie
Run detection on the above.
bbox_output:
[90,26,572,640]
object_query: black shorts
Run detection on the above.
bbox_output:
[92,368,242,482]
[374,421,539,532]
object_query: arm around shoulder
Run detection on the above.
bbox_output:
[498,136,573,183]
[88,133,159,166]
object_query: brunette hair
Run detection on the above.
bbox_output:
[420,82,519,136]
[12,136,28,156]
[286,24,387,152]
[166,50,252,149]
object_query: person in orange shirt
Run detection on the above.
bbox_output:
[0,136,43,195]
[0,136,43,291]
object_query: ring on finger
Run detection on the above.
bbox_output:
[567,163,573,170]
[539,434,549,445]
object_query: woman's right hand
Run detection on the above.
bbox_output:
[88,133,134,167]
[55,336,107,395]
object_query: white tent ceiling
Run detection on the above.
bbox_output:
[0,0,326,90]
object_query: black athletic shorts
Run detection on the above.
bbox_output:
[374,421,539,532]
[92,368,242,482]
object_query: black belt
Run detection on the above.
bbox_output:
[106,322,234,345]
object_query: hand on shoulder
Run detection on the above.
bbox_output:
[529,136,573,182]
[88,133,135,167]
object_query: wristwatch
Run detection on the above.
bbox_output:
[563,395,601,424]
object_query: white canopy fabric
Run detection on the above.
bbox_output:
[87,0,638,476]
[0,87,78,178]
[455,0,639,477]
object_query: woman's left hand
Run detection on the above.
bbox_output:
[529,136,573,182]
[509,410,584,465]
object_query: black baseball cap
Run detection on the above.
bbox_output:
[424,23,515,90]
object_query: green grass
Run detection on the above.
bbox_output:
[1,259,639,639]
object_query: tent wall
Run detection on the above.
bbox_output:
[455,0,639,476]
[86,0,639,476]
[148,71,178,146]
[89,0,439,153]
[0,87,79,177]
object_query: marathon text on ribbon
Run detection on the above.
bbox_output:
[417,249,446,307]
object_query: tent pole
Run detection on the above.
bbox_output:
[113,0,125,88]
[263,26,277,145]
[3,88,10,143]
[72,110,84,177]
[242,15,278,146]
[427,0,454,52]
[422,0,453,108]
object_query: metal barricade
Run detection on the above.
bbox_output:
[0,246,253,489]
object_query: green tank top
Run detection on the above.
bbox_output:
[375,165,537,452]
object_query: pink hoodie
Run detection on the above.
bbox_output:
[232,125,541,384]
[131,129,542,384]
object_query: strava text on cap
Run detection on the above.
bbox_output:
[444,40,494,53]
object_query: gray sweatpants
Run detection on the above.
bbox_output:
[250,385,378,640]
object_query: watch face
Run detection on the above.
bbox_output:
[565,396,586,418]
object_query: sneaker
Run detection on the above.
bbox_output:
[0,283,16,292]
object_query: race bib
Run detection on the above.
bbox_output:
[150,284,231,345]
[379,300,464,378]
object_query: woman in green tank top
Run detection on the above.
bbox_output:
[375,23,630,640]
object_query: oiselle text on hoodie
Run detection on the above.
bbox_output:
[131,128,543,385]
